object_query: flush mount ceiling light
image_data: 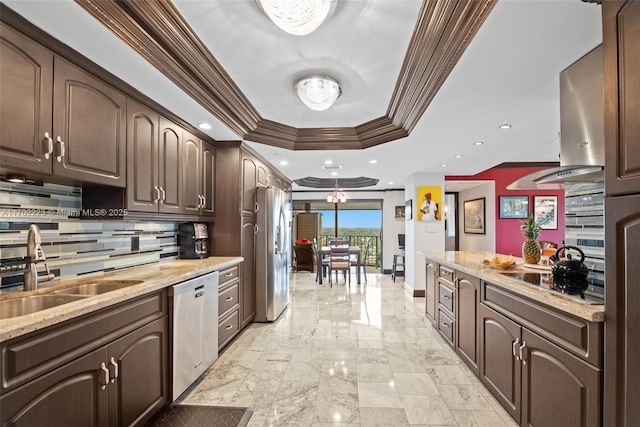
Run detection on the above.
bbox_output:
[294,75,342,111]
[257,0,337,36]
[499,123,512,129]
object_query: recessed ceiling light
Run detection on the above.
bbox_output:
[473,141,484,146]
[324,160,333,165]
[198,122,212,130]
[331,171,338,176]
[455,154,463,158]
[499,123,512,129]
[441,164,448,167]
[279,160,288,166]
[388,181,394,185]
[369,160,377,164]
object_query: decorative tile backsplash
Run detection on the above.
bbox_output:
[564,182,605,288]
[0,182,179,290]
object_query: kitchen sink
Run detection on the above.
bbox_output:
[0,294,88,319]
[53,280,143,296]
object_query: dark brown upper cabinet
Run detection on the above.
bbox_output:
[127,99,182,214]
[183,131,215,217]
[0,22,126,187]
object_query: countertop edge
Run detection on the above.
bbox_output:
[0,256,244,342]
[418,251,604,323]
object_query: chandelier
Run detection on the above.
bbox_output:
[295,75,342,111]
[327,177,346,203]
[257,0,337,36]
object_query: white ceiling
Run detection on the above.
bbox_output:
[4,0,602,192]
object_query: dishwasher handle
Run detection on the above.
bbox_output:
[195,284,205,298]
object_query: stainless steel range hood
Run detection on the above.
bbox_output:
[508,44,604,190]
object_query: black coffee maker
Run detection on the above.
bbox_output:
[178,223,209,259]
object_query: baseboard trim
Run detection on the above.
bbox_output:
[402,282,425,297]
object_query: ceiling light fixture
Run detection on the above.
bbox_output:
[197,122,212,130]
[257,0,337,36]
[327,176,346,203]
[294,74,341,111]
[455,154,463,158]
[441,164,448,167]
[369,160,377,164]
[499,123,512,129]
[473,141,484,146]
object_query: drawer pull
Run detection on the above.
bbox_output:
[441,294,451,300]
[100,362,109,390]
[225,272,233,277]
[109,357,118,383]
[225,297,233,302]
[225,325,233,330]
[43,132,53,159]
[519,341,527,365]
[442,322,451,328]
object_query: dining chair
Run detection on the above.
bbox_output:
[313,238,330,283]
[328,240,350,287]
[350,238,369,283]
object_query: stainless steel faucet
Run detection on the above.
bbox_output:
[23,224,55,290]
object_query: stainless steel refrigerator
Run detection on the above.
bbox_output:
[255,186,291,322]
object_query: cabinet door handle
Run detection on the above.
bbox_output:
[43,132,53,159]
[512,337,521,360]
[225,296,233,302]
[441,294,451,300]
[442,322,451,328]
[255,202,259,213]
[109,357,118,383]
[519,341,527,365]
[225,325,233,331]
[199,194,205,208]
[159,187,166,203]
[254,224,259,234]
[55,136,65,162]
[153,186,160,203]
[100,362,109,390]
[201,195,206,208]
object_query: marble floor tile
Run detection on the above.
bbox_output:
[359,407,410,426]
[393,372,441,396]
[357,382,403,408]
[313,392,360,424]
[264,405,315,427]
[401,395,457,425]
[179,271,519,426]
[437,384,493,411]
[356,362,394,382]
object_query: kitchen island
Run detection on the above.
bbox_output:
[420,251,603,427]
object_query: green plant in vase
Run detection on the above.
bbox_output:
[520,214,542,264]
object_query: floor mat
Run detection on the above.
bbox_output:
[146,405,253,427]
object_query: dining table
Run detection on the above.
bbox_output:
[316,245,361,285]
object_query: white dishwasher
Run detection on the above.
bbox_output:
[169,271,219,400]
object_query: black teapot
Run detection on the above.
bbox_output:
[551,246,589,282]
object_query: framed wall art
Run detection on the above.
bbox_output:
[464,197,486,234]
[499,196,529,219]
[395,205,405,218]
[534,196,558,229]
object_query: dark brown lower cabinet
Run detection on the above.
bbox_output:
[425,261,437,324]
[480,303,601,427]
[0,312,168,427]
[456,271,479,375]
[480,303,521,421]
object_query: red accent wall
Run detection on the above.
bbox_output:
[447,167,565,256]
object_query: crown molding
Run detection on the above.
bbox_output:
[75,0,496,149]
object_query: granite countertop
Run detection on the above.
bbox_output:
[0,257,243,342]
[418,251,604,323]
